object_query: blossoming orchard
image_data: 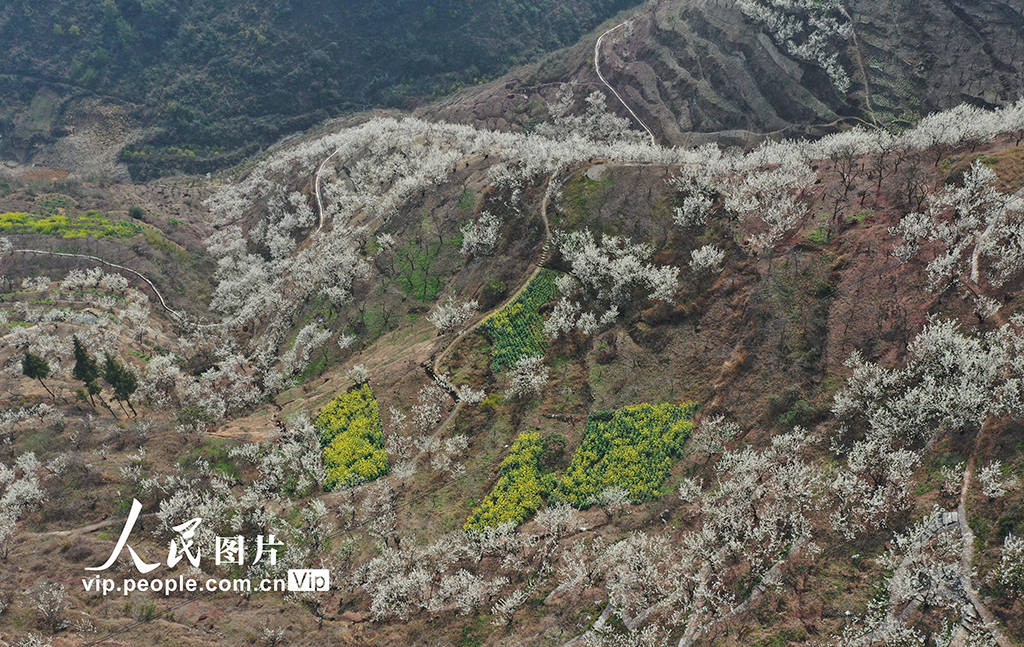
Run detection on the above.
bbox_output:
[3,3,1024,643]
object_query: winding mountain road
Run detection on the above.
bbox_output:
[314,146,344,232]
[594,20,658,146]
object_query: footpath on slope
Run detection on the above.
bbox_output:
[594,20,658,146]
[12,248,186,322]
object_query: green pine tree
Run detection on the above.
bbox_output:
[103,353,138,416]
[72,336,101,407]
[21,351,54,398]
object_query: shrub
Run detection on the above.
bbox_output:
[540,432,567,470]
[465,431,555,530]
[316,384,389,490]
[479,279,506,309]
[555,403,696,507]
[807,227,833,244]
[480,270,558,371]
[30,582,68,632]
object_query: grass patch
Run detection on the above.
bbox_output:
[480,269,558,371]
[395,238,449,302]
[180,437,240,479]
[142,227,193,265]
[34,194,75,213]
[458,189,476,210]
[846,210,873,226]
[16,425,61,458]
[807,227,833,244]
[554,403,696,508]
[558,172,615,229]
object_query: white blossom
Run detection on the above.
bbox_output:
[993,533,1024,594]
[737,0,853,93]
[346,364,370,385]
[979,461,1016,499]
[891,160,1024,291]
[460,211,501,257]
[428,297,478,335]
[689,245,725,273]
[504,356,549,400]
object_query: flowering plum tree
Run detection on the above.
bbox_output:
[460,211,501,257]
[891,160,1024,310]
[689,245,725,274]
[428,297,478,335]
[829,318,1024,537]
[545,230,678,338]
[736,0,853,93]
[0,452,46,560]
[504,356,549,400]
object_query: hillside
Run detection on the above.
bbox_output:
[2,1,1024,647]
[424,0,1024,145]
[0,0,641,179]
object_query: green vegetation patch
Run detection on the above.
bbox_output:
[558,172,615,229]
[465,431,554,531]
[316,383,389,490]
[394,232,462,302]
[34,194,75,213]
[480,269,558,371]
[0,210,142,239]
[807,227,833,245]
[555,403,696,507]
[0,0,640,179]
[179,437,239,479]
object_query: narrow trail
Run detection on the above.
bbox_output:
[958,434,1015,647]
[838,4,878,127]
[430,172,555,377]
[314,147,343,232]
[411,171,557,466]
[22,514,158,539]
[594,20,658,146]
[11,248,186,322]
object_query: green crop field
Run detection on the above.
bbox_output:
[555,402,696,507]
[316,383,390,490]
[480,269,558,371]
[0,210,142,239]
[465,431,554,530]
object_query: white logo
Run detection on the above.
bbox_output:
[86,498,283,573]
[287,569,330,592]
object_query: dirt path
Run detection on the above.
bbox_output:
[24,518,120,538]
[12,248,186,322]
[431,171,555,376]
[594,20,658,146]
[838,5,878,126]
[958,435,1015,647]
[409,171,558,465]
[22,513,157,539]
[314,147,344,232]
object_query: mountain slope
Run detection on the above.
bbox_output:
[4,3,1024,646]
[424,0,1024,145]
[0,0,642,178]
